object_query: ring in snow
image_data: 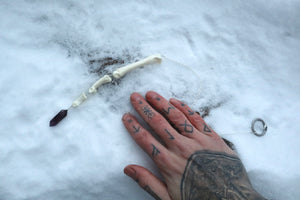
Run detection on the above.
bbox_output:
[251,118,267,137]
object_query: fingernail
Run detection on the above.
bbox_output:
[146,91,157,100]
[131,93,142,102]
[122,113,130,122]
[124,167,136,178]
[169,98,176,102]
[170,98,180,105]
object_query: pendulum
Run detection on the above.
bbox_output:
[49,54,162,127]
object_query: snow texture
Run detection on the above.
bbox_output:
[0,0,300,199]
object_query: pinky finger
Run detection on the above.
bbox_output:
[124,165,172,200]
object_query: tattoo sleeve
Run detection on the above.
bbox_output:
[181,151,266,200]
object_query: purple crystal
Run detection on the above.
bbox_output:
[49,109,68,127]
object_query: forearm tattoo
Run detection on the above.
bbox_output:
[181,151,266,200]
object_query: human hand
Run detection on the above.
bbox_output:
[122,91,265,200]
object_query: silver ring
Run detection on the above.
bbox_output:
[251,118,267,137]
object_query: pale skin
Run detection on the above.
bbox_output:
[122,91,266,200]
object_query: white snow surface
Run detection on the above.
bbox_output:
[0,0,300,199]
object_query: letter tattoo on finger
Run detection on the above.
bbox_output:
[162,103,175,115]
[132,125,140,134]
[165,129,175,140]
[179,120,194,133]
[203,124,212,133]
[188,110,195,115]
[151,144,160,157]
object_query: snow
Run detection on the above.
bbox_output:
[0,0,300,199]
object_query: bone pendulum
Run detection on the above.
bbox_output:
[49,54,162,127]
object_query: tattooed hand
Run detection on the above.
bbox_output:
[122,91,266,200]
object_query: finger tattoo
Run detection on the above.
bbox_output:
[203,124,212,133]
[142,105,155,120]
[144,185,162,200]
[165,129,175,140]
[179,120,194,133]
[162,103,175,115]
[132,125,140,134]
[151,144,160,157]
[188,110,195,115]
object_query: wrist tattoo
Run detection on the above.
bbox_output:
[181,151,266,200]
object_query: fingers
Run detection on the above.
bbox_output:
[130,93,187,148]
[145,91,204,139]
[124,165,172,200]
[169,98,217,136]
[122,113,170,166]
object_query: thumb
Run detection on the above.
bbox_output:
[124,165,172,200]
